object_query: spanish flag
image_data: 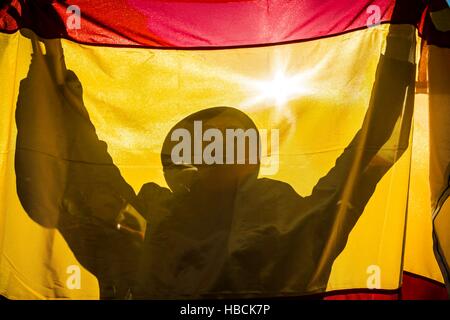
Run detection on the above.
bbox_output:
[0,0,449,299]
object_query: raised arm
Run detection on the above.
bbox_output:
[299,25,416,287]
[15,32,146,298]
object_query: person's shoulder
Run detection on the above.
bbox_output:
[254,178,301,196]
[137,183,172,220]
[138,182,172,201]
[236,178,307,230]
[239,177,303,206]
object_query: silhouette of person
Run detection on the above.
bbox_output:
[15,23,416,298]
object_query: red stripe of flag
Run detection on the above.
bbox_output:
[1,0,426,48]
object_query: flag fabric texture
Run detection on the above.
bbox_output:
[0,0,449,299]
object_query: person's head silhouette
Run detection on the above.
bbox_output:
[161,107,261,195]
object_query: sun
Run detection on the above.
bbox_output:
[242,64,318,116]
[254,70,305,110]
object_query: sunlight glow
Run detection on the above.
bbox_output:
[241,51,324,117]
[248,70,311,111]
